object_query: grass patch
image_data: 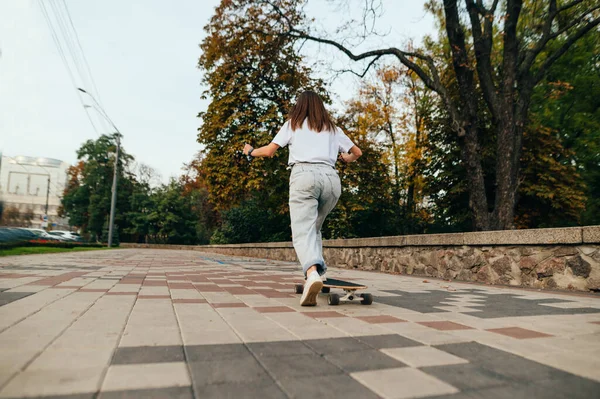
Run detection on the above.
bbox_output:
[0,246,109,257]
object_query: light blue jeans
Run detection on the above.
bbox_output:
[289,163,341,277]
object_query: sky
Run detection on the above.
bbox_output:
[0,0,434,183]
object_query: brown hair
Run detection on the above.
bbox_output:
[288,91,336,132]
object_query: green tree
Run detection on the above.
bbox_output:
[343,66,434,234]
[210,196,290,244]
[180,156,220,244]
[197,0,329,216]
[60,134,135,241]
[399,1,593,231]
[146,180,206,245]
[265,0,600,230]
[524,30,600,226]
[516,125,587,228]
[324,128,399,239]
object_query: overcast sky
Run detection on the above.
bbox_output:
[1,0,434,183]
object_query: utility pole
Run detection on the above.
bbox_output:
[107,134,120,247]
[78,87,122,247]
[44,176,50,230]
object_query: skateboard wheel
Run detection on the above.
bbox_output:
[321,286,330,294]
[294,284,304,294]
[360,293,373,305]
[328,293,340,306]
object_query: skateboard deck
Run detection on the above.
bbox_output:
[323,278,367,289]
[294,277,373,305]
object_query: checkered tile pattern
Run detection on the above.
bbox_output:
[0,249,599,398]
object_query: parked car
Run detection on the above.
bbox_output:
[0,227,38,243]
[48,230,83,242]
[24,228,61,241]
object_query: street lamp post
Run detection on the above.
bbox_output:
[78,88,121,247]
[107,135,120,248]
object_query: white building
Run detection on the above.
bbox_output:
[0,154,70,229]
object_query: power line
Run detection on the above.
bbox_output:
[37,0,101,136]
[60,0,103,107]
[49,1,89,89]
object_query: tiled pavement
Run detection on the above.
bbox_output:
[1,249,600,398]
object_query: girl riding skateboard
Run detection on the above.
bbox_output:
[243,90,362,306]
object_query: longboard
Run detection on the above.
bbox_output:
[294,277,373,305]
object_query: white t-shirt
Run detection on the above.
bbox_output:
[271,120,355,167]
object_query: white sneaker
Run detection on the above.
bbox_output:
[321,272,327,283]
[300,271,323,306]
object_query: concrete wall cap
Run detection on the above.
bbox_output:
[583,226,600,244]
[121,226,599,249]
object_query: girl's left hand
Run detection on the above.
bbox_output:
[243,143,253,155]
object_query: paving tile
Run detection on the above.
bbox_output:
[78,289,109,293]
[185,343,252,362]
[194,380,287,399]
[172,298,207,304]
[264,313,347,340]
[418,321,474,331]
[138,295,171,299]
[259,353,343,379]
[486,327,554,339]
[194,284,224,292]
[248,340,314,357]
[211,302,248,308]
[173,305,241,346]
[0,288,76,331]
[421,363,512,391]
[118,279,144,285]
[278,374,380,399]
[355,333,423,349]
[356,315,407,324]
[382,346,469,367]
[324,348,406,372]
[118,298,182,347]
[102,362,191,391]
[99,386,194,399]
[142,280,167,287]
[105,292,138,296]
[223,286,256,295]
[426,377,600,399]
[351,367,459,399]
[138,286,170,296]
[0,291,36,306]
[256,290,293,298]
[111,345,185,365]
[0,366,105,398]
[435,342,580,383]
[189,357,270,385]
[527,350,600,382]
[254,306,295,313]
[0,291,106,380]
[303,337,371,355]
[235,325,298,343]
[167,282,195,289]
[301,311,346,318]
[0,393,95,399]
[383,323,468,345]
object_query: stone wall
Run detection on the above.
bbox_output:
[122,226,600,292]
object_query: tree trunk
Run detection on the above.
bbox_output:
[461,125,491,230]
[387,122,402,219]
[406,179,415,233]
[493,120,518,230]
